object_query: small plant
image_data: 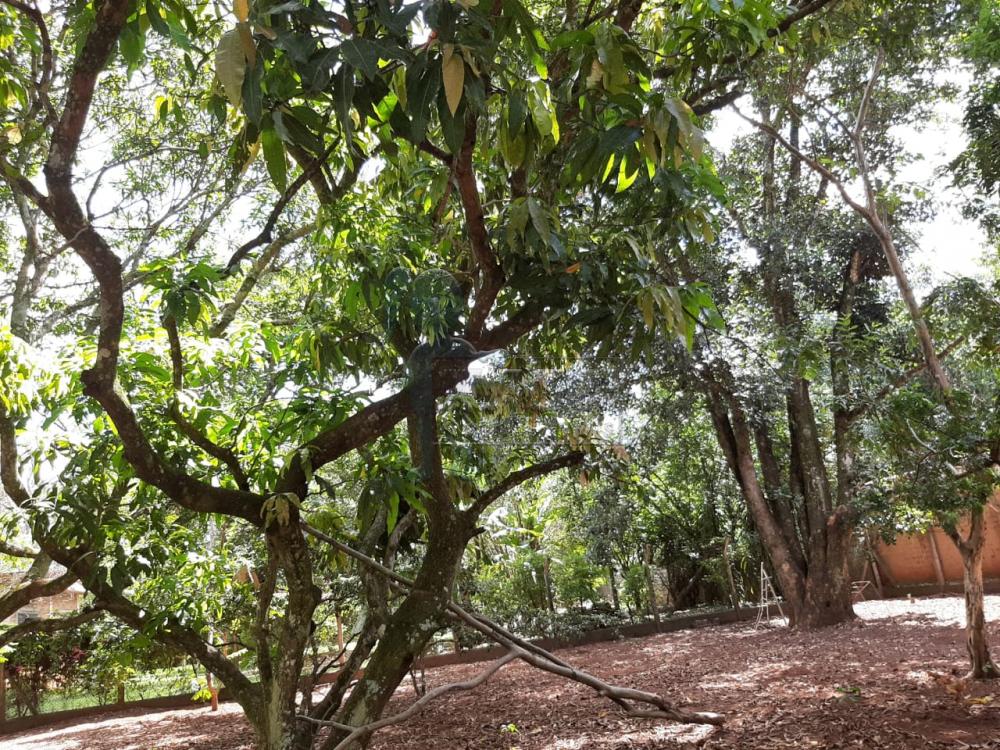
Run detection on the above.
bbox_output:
[190,680,213,703]
[499,722,520,749]
[834,685,862,702]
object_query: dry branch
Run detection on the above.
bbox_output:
[301,652,518,750]
[301,523,724,727]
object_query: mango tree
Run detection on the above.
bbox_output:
[0,0,838,747]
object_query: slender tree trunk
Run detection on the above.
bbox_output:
[722,537,740,611]
[542,556,556,613]
[950,509,999,679]
[608,565,621,612]
[643,544,661,631]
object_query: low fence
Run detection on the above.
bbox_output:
[0,604,764,735]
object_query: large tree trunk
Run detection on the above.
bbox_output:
[254,523,323,750]
[798,511,855,628]
[704,376,855,629]
[950,508,999,679]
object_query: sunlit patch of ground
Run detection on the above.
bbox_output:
[3,595,998,750]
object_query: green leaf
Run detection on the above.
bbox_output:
[616,154,639,192]
[146,0,170,36]
[119,23,145,71]
[406,57,440,142]
[550,30,594,49]
[438,94,465,153]
[261,127,287,192]
[241,61,263,124]
[526,197,550,243]
[333,64,356,139]
[386,492,399,533]
[215,29,247,107]
[341,37,406,81]
[274,110,323,154]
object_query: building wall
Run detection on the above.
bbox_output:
[876,504,1000,585]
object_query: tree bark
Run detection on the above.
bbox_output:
[949,509,999,679]
[798,509,856,628]
[324,514,472,749]
[643,544,661,631]
[703,374,855,629]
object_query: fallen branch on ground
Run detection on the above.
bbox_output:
[301,523,724,727]
[299,651,518,750]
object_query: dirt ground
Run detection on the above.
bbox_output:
[4,595,1000,750]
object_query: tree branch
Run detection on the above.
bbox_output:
[210,222,315,337]
[0,540,38,558]
[306,652,517,750]
[301,523,723,727]
[455,116,504,342]
[164,316,251,491]
[0,0,53,115]
[0,569,77,623]
[275,303,545,498]
[0,605,106,648]
[30,0,263,524]
[845,335,966,425]
[468,452,584,517]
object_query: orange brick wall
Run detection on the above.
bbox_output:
[877,504,1000,585]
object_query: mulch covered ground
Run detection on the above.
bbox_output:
[4,595,999,750]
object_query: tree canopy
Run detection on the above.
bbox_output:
[1,0,998,747]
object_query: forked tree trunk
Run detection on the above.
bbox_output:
[797,513,855,628]
[950,508,999,679]
[253,524,323,750]
[323,514,472,750]
[705,379,855,630]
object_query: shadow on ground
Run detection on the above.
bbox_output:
[3,595,998,750]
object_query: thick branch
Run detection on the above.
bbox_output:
[31,0,262,523]
[276,304,544,498]
[0,539,38,558]
[0,569,77,622]
[0,606,106,647]
[309,653,517,750]
[469,452,584,517]
[455,117,504,342]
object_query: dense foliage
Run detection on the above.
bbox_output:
[0,0,997,747]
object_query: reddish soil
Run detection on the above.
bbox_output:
[4,595,999,750]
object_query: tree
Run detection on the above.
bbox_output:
[679,0,971,628]
[0,0,838,747]
[873,277,1000,678]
